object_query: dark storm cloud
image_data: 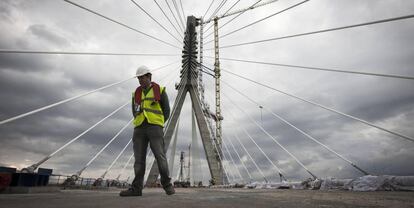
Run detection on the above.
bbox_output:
[0,25,57,73]
[28,24,70,47]
[0,53,54,72]
[0,69,70,124]
[0,1,16,23]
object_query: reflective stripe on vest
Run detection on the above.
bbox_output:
[132,86,165,127]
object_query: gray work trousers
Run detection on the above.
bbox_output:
[131,123,171,190]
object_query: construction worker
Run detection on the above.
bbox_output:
[120,65,175,196]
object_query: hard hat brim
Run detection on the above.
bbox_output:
[136,72,152,77]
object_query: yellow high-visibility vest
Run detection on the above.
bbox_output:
[132,86,165,127]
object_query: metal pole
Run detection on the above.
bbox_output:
[199,18,205,103]
[259,105,263,127]
[213,16,225,184]
[187,144,191,182]
[214,17,222,154]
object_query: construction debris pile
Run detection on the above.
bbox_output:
[244,175,414,191]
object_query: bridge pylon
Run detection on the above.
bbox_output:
[145,16,225,186]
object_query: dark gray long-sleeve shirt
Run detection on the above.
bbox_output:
[132,86,170,123]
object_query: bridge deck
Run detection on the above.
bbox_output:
[1,188,414,208]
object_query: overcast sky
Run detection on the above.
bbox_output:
[1,0,414,184]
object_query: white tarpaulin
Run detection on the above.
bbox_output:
[246,175,414,191]
[313,175,414,191]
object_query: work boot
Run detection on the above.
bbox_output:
[119,188,142,197]
[163,184,175,195]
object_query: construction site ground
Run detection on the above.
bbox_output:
[1,187,414,208]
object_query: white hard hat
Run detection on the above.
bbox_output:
[136,65,151,77]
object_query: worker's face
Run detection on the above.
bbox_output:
[138,74,151,88]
